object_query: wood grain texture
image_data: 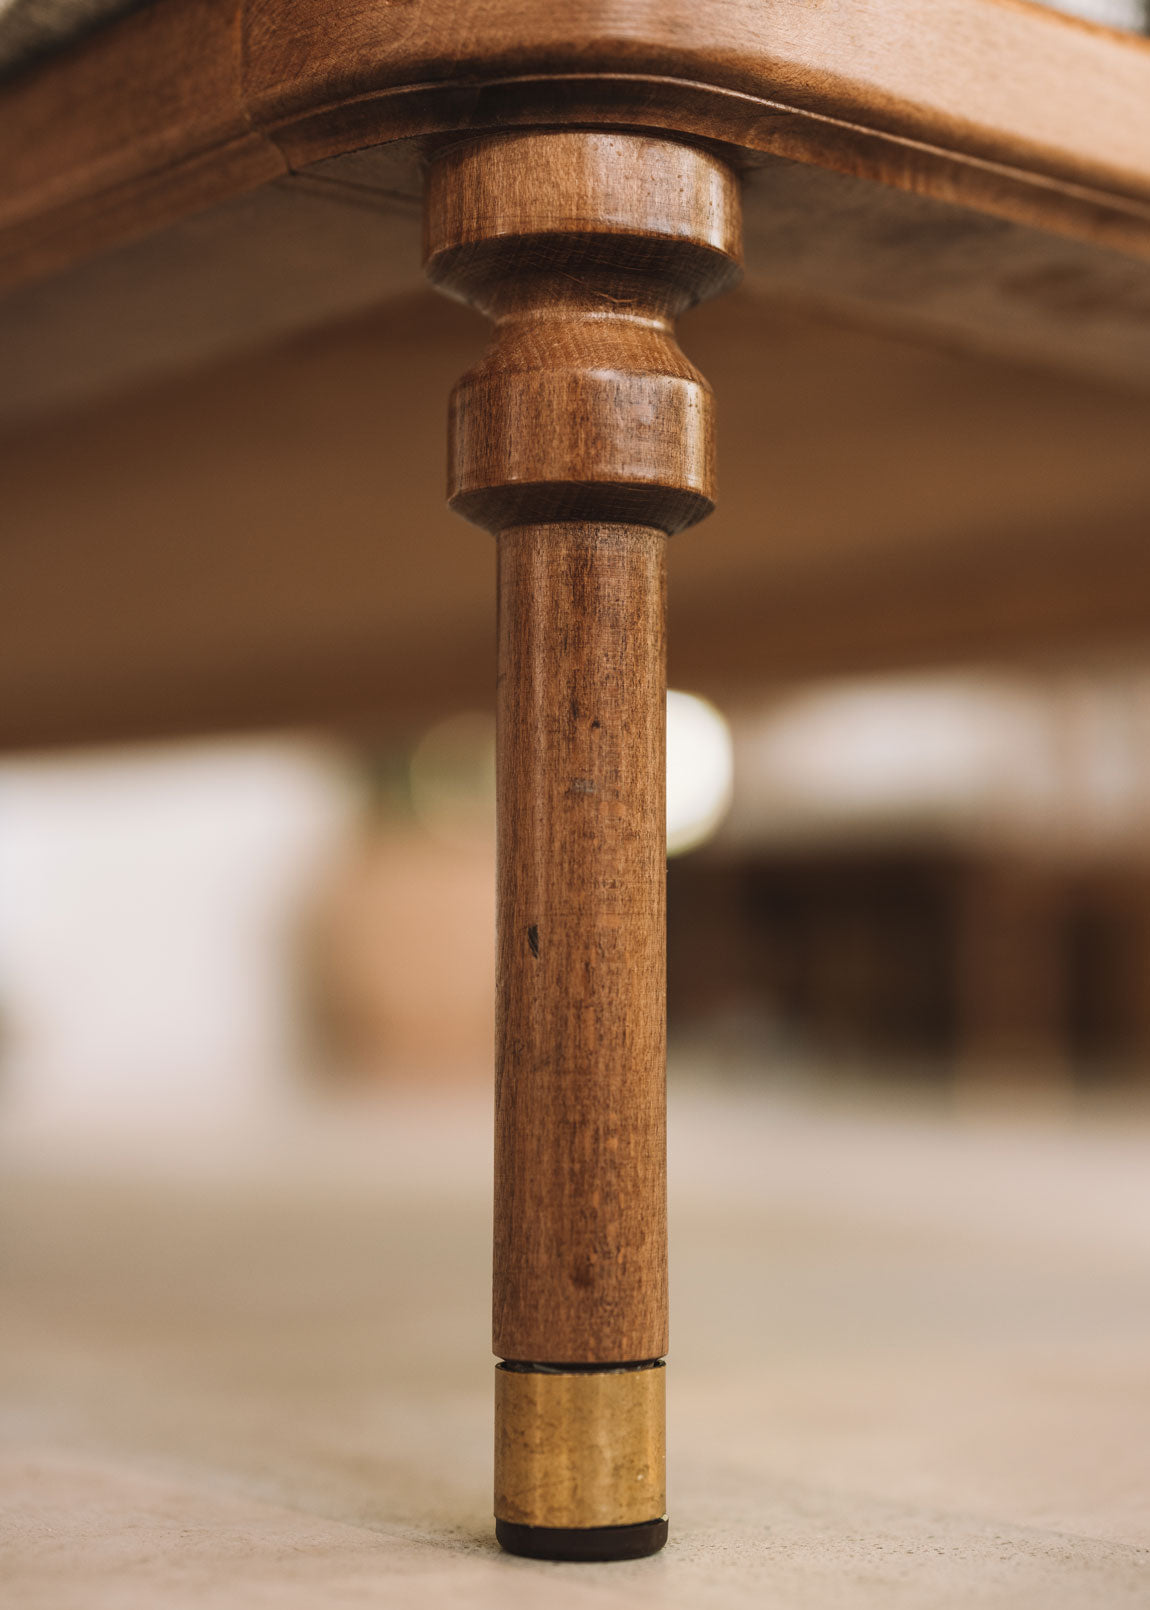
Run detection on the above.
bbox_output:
[5,0,1150,427]
[243,0,1150,214]
[424,131,741,1363]
[493,523,668,1363]
[5,0,1150,302]
[0,0,283,291]
[425,132,741,537]
[9,146,1150,432]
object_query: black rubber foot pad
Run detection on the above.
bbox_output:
[495,1517,668,1562]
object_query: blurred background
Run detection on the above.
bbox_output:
[4,665,1150,1149]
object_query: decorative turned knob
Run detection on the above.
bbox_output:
[423,130,743,535]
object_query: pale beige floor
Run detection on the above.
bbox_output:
[2,1084,1149,1608]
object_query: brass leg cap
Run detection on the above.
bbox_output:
[496,1516,669,1562]
[494,1361,666,1542]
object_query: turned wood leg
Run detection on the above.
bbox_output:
[423,130,742,1560]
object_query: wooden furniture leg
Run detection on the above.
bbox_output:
[424,130,741,1561]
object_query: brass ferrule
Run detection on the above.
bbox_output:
[494,1362,666,1530]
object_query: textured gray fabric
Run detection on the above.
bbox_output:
[0,0,152,78]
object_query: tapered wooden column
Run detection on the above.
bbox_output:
[424,130,741,1560]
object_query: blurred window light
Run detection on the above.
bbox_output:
[751,681,1025,810]
[727,668,1150,852]
[727,675,1061,847]
[0,740,354,1143]
[667,691,734,856]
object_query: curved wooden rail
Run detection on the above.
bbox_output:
[4,0,1150,294]
[4,0,1150,754]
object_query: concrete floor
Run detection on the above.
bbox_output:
[2,1085,1149,1608]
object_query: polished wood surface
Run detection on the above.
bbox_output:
[0,0,278,291]
[4,0,1150,426]
[423,131,739,1368]
[5,0,1150,291]
[8,140,1150,432]
[3,1,1150,753]
[425,132,741,536]
[493,524,669,1363]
